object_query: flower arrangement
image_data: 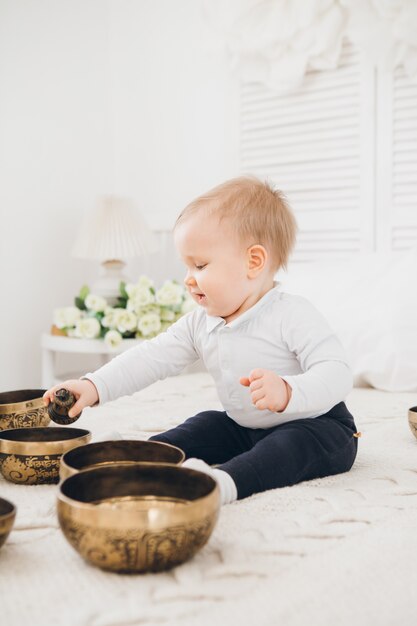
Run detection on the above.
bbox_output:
[52,276,196,348]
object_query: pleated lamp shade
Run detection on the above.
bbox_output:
[72,196,158,261]
[71,196,159,302]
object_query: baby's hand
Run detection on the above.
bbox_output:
[43,379,99,418]
[239,369,292,412]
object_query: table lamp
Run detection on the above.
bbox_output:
[71,196,158,303]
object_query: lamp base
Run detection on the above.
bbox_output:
[91,260,129,305]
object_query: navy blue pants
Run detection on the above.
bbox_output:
[149,402,358,500]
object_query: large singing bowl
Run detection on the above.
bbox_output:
[59,439,185,482]
[0,390,49,431]
[57,463,220,573]
[0,427,91,484]
[0,497,16,550]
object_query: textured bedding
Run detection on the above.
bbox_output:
[1,373,417,626]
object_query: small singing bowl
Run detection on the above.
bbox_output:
[0,497,16,550]
[58,463,220,573]
[0,389,50,431]
[59,439,186,482]
[0,427,91,485]
[408,407,417,440]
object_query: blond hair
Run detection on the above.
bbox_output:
[175,176,297,271]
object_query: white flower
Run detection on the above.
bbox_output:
[126,287,155,313]
[155,281,184,306]
[181,296,198,314]
[137,312,162,337]
[160,308,175,322]
[73,317,101,339]
[126,276,154,295]
[53,307,82,329]
[115,310,137,333]
[85,294,107,313]
[125,283,138,298]
[138,304,161,316]
[55,275,189,342]
[101,307,118,329]
[137,275,154,289]
[104,329,123,348]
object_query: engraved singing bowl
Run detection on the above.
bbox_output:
[0,389,50,431]
[60,439,186,482]
[0,427,92,485]
[0,497,16,550]
[408,406,417,440]
[57,464,220,573]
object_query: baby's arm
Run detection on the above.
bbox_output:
[240,297,352,419]
[87,313,199,404]
[43,311,199,409]
[276,297,353,418]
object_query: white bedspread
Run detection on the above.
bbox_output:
[1,373,417,626]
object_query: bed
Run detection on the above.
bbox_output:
[1,372,416,626]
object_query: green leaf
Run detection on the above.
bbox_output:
[119,281,128,298]
[79,284,90,301]
[115,296,128,309]
[74,297,87,311]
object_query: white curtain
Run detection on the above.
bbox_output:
[204,0,417,93]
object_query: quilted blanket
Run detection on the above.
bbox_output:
[1,373,416,626]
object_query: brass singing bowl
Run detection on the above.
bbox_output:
[0,427,91,485]
[0,389,50,431]
[60,439,186,482]
[0,497,16,550]
[408,406,417,440]
[58,464,220,573]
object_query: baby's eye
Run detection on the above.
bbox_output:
[195,264,207,271]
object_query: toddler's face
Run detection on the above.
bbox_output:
[174,213,253,321]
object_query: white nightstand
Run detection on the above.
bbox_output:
[40,333,142,388]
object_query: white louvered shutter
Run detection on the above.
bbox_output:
[390,66,417,250]
[240,41,375,262]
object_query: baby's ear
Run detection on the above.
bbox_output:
[247,244,267,276]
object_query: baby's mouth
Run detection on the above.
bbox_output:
[192,291,206,304]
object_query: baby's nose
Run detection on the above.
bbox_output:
[184,272,197,287]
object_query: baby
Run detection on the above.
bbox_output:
[44,176,358,504]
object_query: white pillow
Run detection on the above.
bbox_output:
[277,247,417,392]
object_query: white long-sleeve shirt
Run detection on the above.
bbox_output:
[86,285,353,429]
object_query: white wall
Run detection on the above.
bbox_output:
[0,0,239,389]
